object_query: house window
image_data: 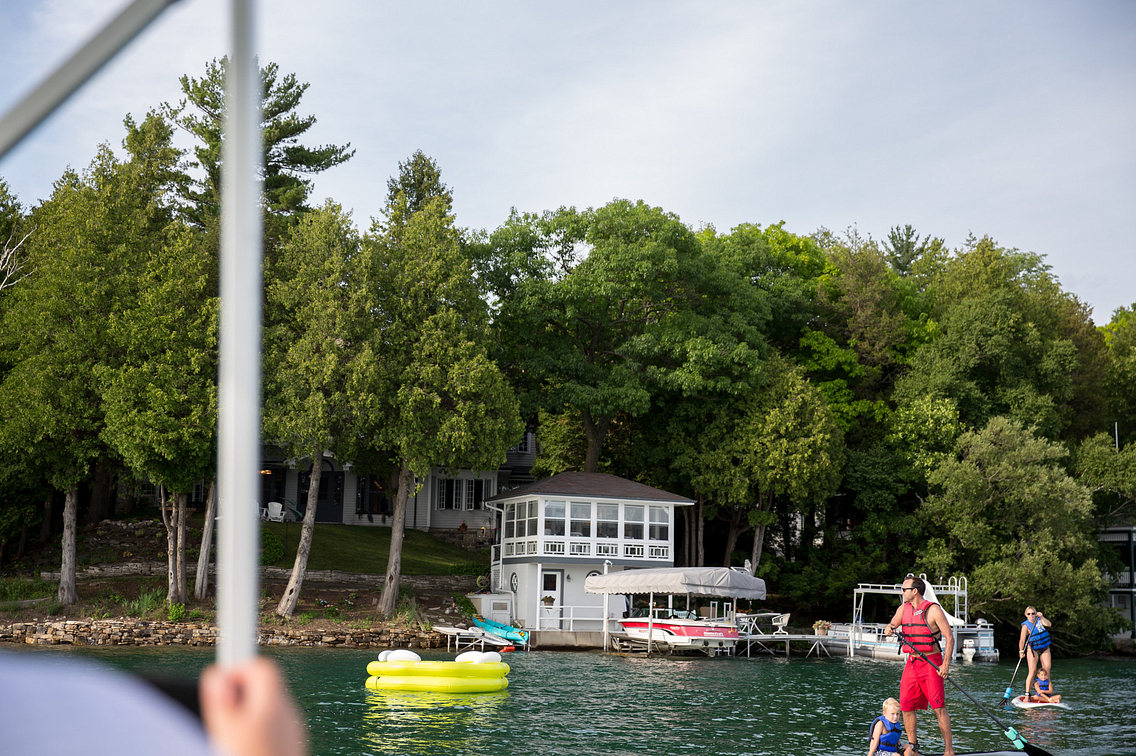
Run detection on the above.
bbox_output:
[649,506,669,540]
[511,432,530,454]
[356,475,391,515]
[624,504,644,540]
[597,503,619,538]
[436,477,464,510]
[570,502,591,537]
[544,500,566,536]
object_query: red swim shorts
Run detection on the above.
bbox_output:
[900,653,946,710]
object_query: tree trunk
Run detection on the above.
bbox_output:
[39,489,53,546]
[722,506,748,568]
[17,520,28,560]
[749,491,773,573]
[175,492,187,604]
[160,487,176,603]
[696,498,705,567]
[276,453,323,618]
[580,411,611,474]
[58,485,78,605]
[85,459,114,526]
[194,481,217,600]
[123,483,135,518]
[377,463,413,617]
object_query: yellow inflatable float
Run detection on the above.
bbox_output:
[365,649,510,693]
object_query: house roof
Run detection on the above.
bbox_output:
[487,472,694,505]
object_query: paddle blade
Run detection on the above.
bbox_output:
[1022,744,1056,756]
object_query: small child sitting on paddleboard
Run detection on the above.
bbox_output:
[1030,669,1062,703]
[868,698,908,756]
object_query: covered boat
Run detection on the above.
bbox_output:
[819,576,999,662]
[585,566,766,656]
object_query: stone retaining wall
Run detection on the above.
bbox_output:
[0,618,447,649]
[39,563,477,592]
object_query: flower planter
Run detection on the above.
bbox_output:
[816,627,828,636]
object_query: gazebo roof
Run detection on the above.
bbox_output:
[487,472,694,506]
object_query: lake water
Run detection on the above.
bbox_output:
[19,646,1136,756]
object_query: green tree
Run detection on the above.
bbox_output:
[1103,303,1136,446]
[490,199,766,472]
[0,178,30,298]
[893,239,1083,440]
[263,201,377,618]
[919,417,1122,651]
[0,115,181,603]
[1075,433,1136,528]
[99,226,217,604]
[163,58,353,232]
[366,179,522,617]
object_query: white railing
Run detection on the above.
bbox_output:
[494,537,673,564]
[536,604,606,631]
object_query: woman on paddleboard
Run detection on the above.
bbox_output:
[1019,606,1053,699]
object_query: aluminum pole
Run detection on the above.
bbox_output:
[217,0,263,667]
[0,0,181,161]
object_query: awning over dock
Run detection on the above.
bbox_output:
[585,566,766,600]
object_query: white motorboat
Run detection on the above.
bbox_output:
[585,566,766,656]
[614,608,740,654]
[819,576,1000,662]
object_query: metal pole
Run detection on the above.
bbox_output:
[0,0,181,161]
[217,0,263,668]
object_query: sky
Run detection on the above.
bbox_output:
[1,1,1133,323]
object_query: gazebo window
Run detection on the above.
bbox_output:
[504,503,516,538]
[544,500,566,536]
[649,506,669,540]
[526,500,539,536]
[597,503,619,538]
[624,504,644,540]
[570,502,591,537]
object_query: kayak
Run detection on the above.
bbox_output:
[473,614,529,645]
[1010,694,1069,710]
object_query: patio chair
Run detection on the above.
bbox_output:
[266,501,285,522]
[772,613,791,635]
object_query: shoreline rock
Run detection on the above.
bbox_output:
[0,618,447,649]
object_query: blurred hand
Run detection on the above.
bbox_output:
[200,657,308,756]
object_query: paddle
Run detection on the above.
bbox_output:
[894,629,1054,756]
[1002,620,1039,706]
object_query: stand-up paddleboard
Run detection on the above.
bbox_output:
[1011,695,1070,710]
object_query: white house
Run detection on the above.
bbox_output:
[250,431,538,535]
[481,472,694,634]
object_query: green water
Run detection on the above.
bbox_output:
[22,646,1136,756]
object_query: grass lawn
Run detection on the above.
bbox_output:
[261,522,488,575]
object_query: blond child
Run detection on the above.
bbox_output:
[1030,669,1062,703]
[868,698,905,756]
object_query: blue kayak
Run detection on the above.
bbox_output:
[473,614,529,645]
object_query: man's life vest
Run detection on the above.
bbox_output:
[869,716,903,753]
[901,600,942,655]
[1022,618,1051,651]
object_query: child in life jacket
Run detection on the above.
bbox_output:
[868,698,909,756]
[1030,669,1062,703]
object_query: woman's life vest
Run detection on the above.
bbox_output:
[1022,618,1051,651]
[869,716,903,753]
[901,600,942,655]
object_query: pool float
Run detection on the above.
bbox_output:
[365,650,510,693]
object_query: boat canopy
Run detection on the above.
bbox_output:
[584,567,766,600]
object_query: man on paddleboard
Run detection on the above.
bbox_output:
[884,577,954,756]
